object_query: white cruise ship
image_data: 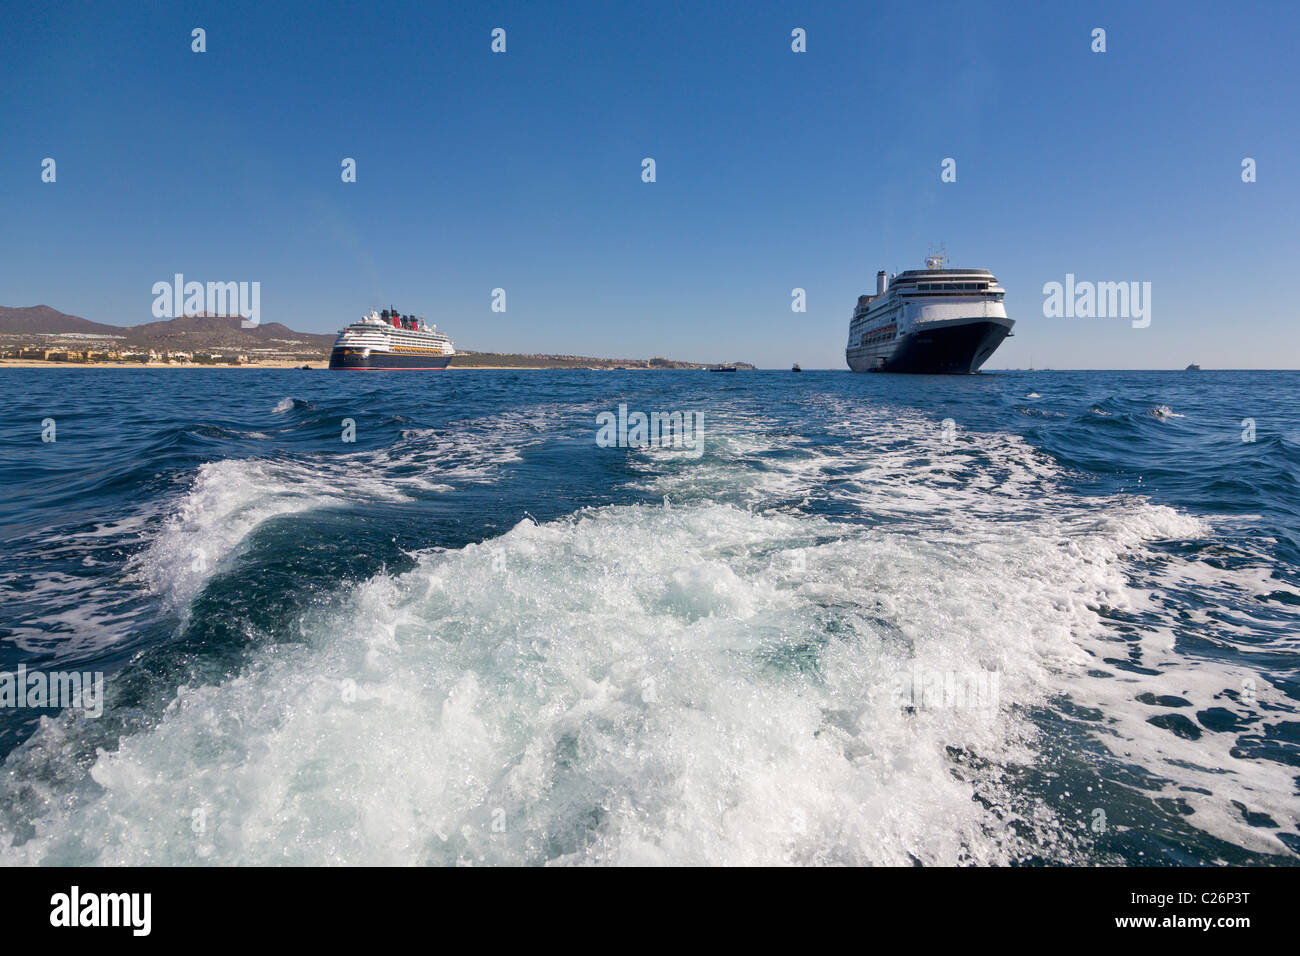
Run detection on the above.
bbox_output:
[328,308,455,370]
[846,255,1014,373]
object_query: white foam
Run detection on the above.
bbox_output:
[130,412,555,611]
[0,480,1251,865]
[0,503,1027,863]
[3,400,1293,863]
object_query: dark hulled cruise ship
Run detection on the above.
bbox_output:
[846,256,1014,373]
[328,308,455,370]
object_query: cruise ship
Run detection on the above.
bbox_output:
[328,308,455,370]
[846,255,1014,373]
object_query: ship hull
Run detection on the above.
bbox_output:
[847,317,1012,374]
[329,348,453,370]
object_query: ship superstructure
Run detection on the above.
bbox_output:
[846,255,1014,373]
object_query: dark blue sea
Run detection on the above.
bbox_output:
[1,368,1297,865]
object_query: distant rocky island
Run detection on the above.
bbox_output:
[0,305,754,369]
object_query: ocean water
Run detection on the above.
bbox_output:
[0,368,1297,866]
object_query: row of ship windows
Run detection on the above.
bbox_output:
[859,325,897,346]
[348,327,443,338]
[345,334,448,344]
[857,308,899,323]
[913,282,989,291]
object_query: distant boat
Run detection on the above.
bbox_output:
[1185,363,1201,371]
[791,363,802,372]
[709,365,738,373]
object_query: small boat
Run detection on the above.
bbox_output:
[1185,363,1200,371]
[709,365,738,373]
[792,363,802,372]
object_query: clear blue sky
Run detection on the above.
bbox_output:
[2,0,1296,368]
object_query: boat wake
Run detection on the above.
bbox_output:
[3,395,1292,864]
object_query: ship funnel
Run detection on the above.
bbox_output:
[876,271,887,295]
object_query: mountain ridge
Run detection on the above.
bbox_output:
[0,305,335,349]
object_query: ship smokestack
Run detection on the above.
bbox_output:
[876,271,887,296]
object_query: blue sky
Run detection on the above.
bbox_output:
[2,0,1297,368]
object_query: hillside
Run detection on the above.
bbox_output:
[0,305,122,337]
[0,306,335,355]
[117,314,335,350]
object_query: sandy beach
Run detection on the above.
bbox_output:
[0,359,558,370]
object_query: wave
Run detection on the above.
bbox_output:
[130,411,562,612]
[272,397,311,414]
[0,500,1080,864]
[5,399,1291,864]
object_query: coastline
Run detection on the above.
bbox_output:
[0,360,706,371]
[0,359,320,369]
[0,360,558,370]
